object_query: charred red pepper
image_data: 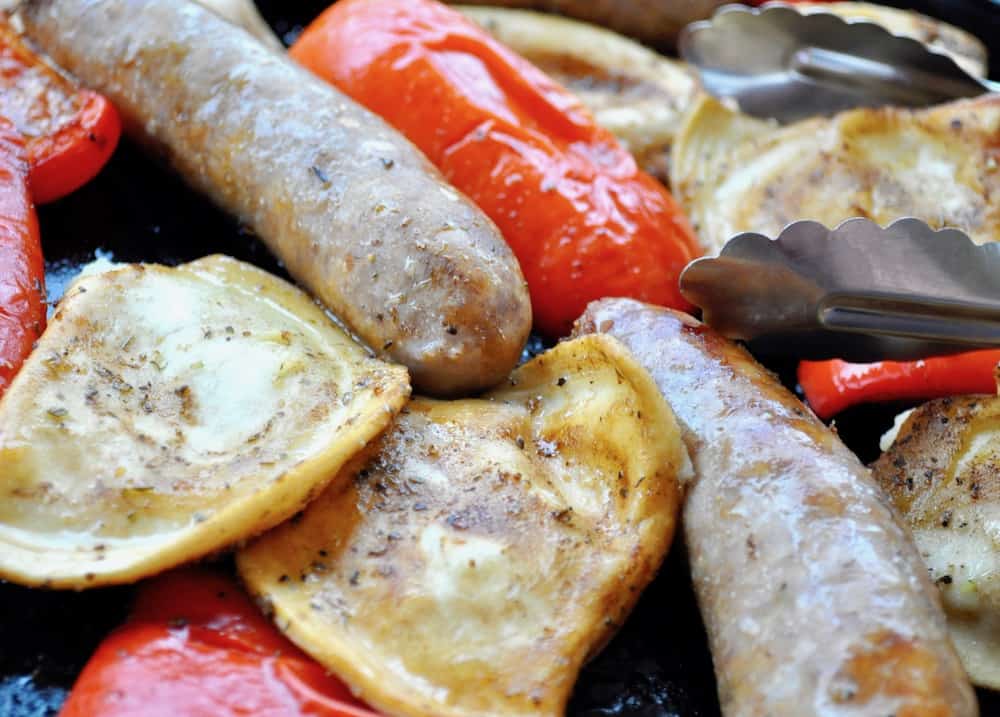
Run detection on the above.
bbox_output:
[1,19,120,204]
[61,569,380,717]
[291,0,701,337]
[0,117,44,397]
[798,350,1000,419]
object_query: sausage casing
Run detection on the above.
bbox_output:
[449,0,729,47]
[22,0,532,396]
[574,298,977,717]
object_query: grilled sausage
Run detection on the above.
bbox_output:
[574,298,977,717]
[447,0,729,48]
[193,0,283,50]
[21,0,532,396]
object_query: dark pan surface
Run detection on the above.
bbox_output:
[3,2,999,715]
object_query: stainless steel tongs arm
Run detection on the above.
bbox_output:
[792,47,1000,102]
[819,291,1000,348]
[679,218,1000,362]
[680,3,999,122]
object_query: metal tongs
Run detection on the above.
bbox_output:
[680,2,1000,122]
[679,218,1000,362]
[677,5,1000,360]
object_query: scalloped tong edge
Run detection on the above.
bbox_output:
[680,3,999,123]
[680,217,1000,362]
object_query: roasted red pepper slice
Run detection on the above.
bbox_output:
[291,0,701,337]
[798,350,1000,419]
[1,19,120,204]
[0,116,44,397]
[60,569,380,717]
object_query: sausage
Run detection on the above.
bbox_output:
[21,0,532,397]
[449,0,730,48]
[573,298,977,717]
[192,0,283,50]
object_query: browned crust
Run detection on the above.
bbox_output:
[872,396,1000,518]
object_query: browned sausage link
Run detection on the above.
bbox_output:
[21,0,532,397]
[448,0,729,47]
[574,298,977,717]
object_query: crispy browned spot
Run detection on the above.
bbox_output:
[803,490,846,517]
[833,630,952,717]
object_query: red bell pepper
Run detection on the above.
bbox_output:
[291,0,701,337]
[1,19,120,204]
[60,569,380,717]
[798,350,1000,420]
[0,117,44,397]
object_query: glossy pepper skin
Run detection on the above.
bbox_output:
[0,19,120,204]
[798,350,1000,419]
[0,117,44,397]
[290,0,701,337]
[60,569,380,717]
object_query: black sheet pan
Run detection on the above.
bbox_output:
[2,2,999,715]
